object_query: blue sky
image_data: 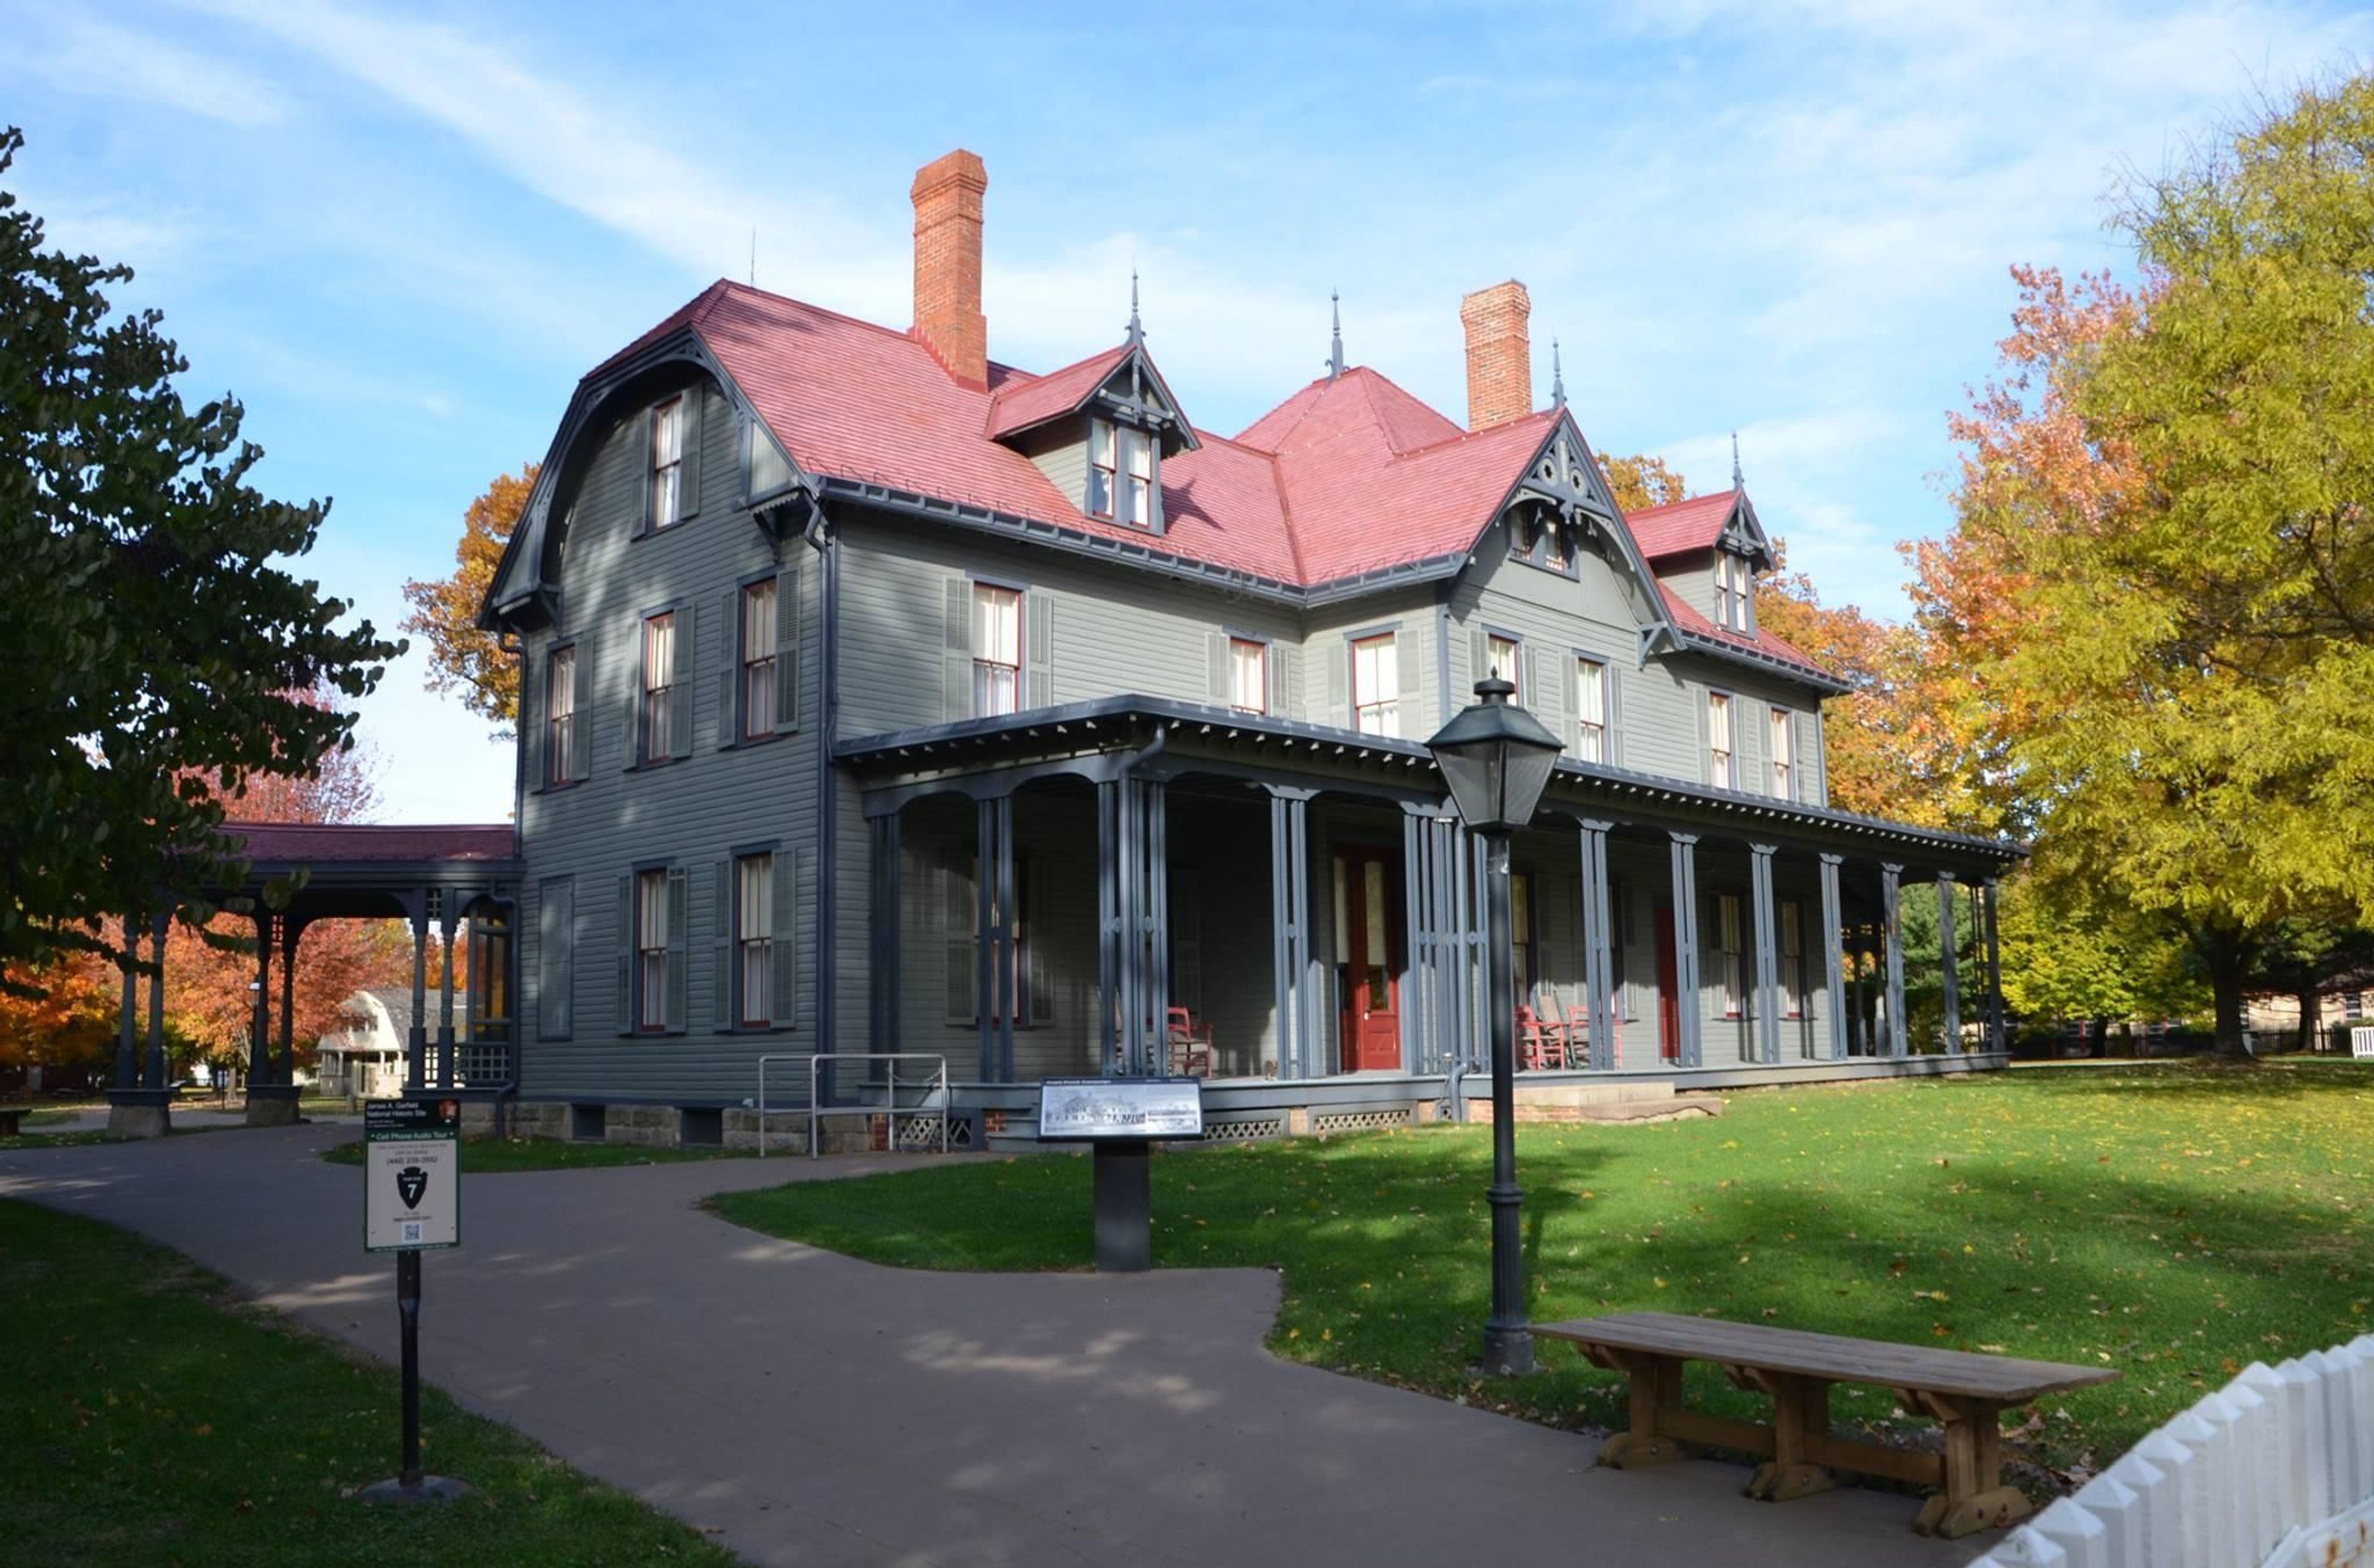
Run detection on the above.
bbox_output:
[8,1,2369,823]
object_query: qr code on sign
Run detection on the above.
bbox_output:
[402,1221,422,1243]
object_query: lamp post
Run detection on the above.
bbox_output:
[1426,677,1564,1377]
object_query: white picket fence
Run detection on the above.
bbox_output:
[1969,1337,2374,1568]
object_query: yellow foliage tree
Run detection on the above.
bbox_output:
[401,466,537,732]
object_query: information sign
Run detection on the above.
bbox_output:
[1037,1077,1204,1141]
[364,1098,460,1252]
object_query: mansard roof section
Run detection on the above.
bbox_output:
[983,341,1201,452]
[1629,487,1774,567]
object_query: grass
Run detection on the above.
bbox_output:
[0,1198,741,1567]
[718,1057,2374,1479]
[1,1130,121,1151]
[321,1136,754,1172]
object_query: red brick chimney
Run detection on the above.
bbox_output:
[911,150,989,388]
[1459,279,1533,431]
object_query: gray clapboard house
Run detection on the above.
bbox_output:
[461,147,2015,1143]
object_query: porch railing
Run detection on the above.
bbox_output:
[751,1053,950,1159]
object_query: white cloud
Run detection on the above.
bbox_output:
[15,14,289,127]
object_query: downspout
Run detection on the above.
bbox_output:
[802,497,840,1100]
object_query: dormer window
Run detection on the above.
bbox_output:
[649,395,685,530]
[1089,420,1155,527]
[1714,551,1754,633]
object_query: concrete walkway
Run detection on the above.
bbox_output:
[1,1126,1981,1567]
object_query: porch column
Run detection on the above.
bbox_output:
[145,909,169,1091]
[1578,819,1617,1071]
[1266,787,1315,1081]
[436,894,459,1089]
[1881,863,1907,1057]
[1750,842,1781,1067]
[1938,871,1961,1054]
[115,915,139,1091]
[995,794,1017,1083]
[1144,779,1169,1074]
[278,920,302,1082]
[1669,833,1703,1069]
[406,894,429,1091]
[975,797,998,1082]
[1983,877,2006,1054]
[1400,808,1426,1074]
[1818,854,1848,1060]
[867,812,901,1053]
[250,913,274,1087]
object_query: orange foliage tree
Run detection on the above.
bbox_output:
[401,465,538,732]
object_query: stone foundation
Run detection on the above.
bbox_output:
[458,1101,502,1138]
[507,1102,571,1141]
[106,1103,170,1139]
[244,1088,300,1127]
[605,1104,682,1148]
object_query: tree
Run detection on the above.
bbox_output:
[1598,452,1688,514]
[0,127,399,982]
[0,954,117,1075]
[401,465,537,732]
[1934,75,2374,1053]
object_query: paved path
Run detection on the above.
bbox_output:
[1,1126,1980,1567]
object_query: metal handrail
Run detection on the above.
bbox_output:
[751,1053,950,1158]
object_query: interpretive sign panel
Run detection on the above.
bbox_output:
[364,1098,460,1252]
[1037,1077,1204,1141]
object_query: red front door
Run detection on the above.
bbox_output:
[1334,849,1402,1072]
[1654,901,1682,1061]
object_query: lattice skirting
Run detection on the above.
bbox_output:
[894,1112,977,1150]
[1204,1116,1287,1142]
[1313,1107,1413,1135]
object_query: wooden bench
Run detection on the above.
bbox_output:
[0,1104,30,1137]
[1538,1311,2119,1538]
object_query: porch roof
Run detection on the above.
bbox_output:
[206,821,522,923]
[835,697,2022,873]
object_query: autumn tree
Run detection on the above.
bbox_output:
[401,465,537,732]
[0,127,398,983]
[1597,452,1688,514]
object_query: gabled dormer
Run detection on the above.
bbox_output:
[986,337,1199,535]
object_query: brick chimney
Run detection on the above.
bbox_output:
[911,150,989,388]
[1458,279,1533,431]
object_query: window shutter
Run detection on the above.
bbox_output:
[666,867,689,1033]
[1693,686,1711,784]
[1026,858,1052,1025]
[716,591,738,749]
[712,860,732,1030]
[1275,643,1298,719]
[634,408,655,537]
[1468,628,1489,693]
[1327,640,1348,723]
[1566,661,1584,754]
[615,875,634,1035]
[1530,646,1562,739]
[537,878,572,1040]
[623,620,643,771]
[1206,632,1229,706]
[942,849,974,1026]
[670,604,694,759]
[1397,627,1421,722]
[1740,700,1763,786]
[1797,710,1816,803]
[529,645,549,789]
[776,849,806,1030]
[678,386,704,519]
[943,578,972,721]
[571,638,592,781]
[1606,664,1625,767]
[1026,591,1053,710]
[776,561,802,733]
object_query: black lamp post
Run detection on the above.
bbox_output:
[1427,676,1564,1377]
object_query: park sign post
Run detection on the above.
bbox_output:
[357,1099,471,1503]
[1037,1077,1203,1273]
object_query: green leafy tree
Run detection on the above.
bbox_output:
[0,127,399,982]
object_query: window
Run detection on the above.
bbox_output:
[741,578,778,741]
[641,611,676,765]
[1351,633,1399,737]
[650,396,684,530]
[2347,991,2365,1022]
[1229,637,1267,714]
[1769,706,1794,799]
[545,645,577,787]
[1714,551,1753,633]
[972,584,1022,717]
[737,853,775,1027]
[1708,691,1734,788]
[1090,421,1155,527]
[1486,634,1522,697]
[1717,892,1744,1019]
[1780,899,1805,1019]
[1575,657,1607,763]
[636,869,669,1032]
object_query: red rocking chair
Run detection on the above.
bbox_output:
[1165,1007,1214,1077]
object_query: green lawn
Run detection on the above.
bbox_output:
[321,1136,754,1172]
[718,1059,2374,1477]
[0,1199,741,1567]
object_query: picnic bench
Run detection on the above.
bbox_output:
[0,1104,30,1136]
[1538,1312,2120,1538]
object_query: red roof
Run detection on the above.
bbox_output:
[1627,490,1738,561]
[219,823,517,863]
[1656,587,1830,681]
[639,281,1833,680]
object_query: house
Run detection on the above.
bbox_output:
[106,149,2017,1143]
[317,987,470,1098]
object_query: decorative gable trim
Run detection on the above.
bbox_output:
[1719,490,1775,569]
[1478,415,1687,652]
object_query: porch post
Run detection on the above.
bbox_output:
[870,813,902,1053]
[975,797,997,1082]
[145,909,169,1091]
[1118,779,1144,1074]
[1296,799,1321,1078]
[1668,833,1703,1069]
[1983,877,2006,1054]
[1938,871,1961,1054]
[115,916,139,1091]
[1099,781,1119,1072]
[251,912,273,1087]
[995,794,1017,1083]
[1881,863,1907,1057]
[1578,819,1616,1071]
[1269,793,1293,1082]
[1401,809,1424,1073]
[1266,787,1316,1081]
[436,894,459,1089]
[278,920,302,1083]
[407,894,429,1091]
[1818,854,1848,1060]
[1750,843,1781,1067]
[1144,781,1168,1074]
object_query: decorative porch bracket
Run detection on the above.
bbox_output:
[1750,842,1782,1066]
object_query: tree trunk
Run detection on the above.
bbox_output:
[2296,983,2320,1055]
[2206,930,2250,1058]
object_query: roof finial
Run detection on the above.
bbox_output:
[1125,266,1143,348]
[1732,430,1743,489]
[1551,337,1565,408]
[1326,289,1345,383]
